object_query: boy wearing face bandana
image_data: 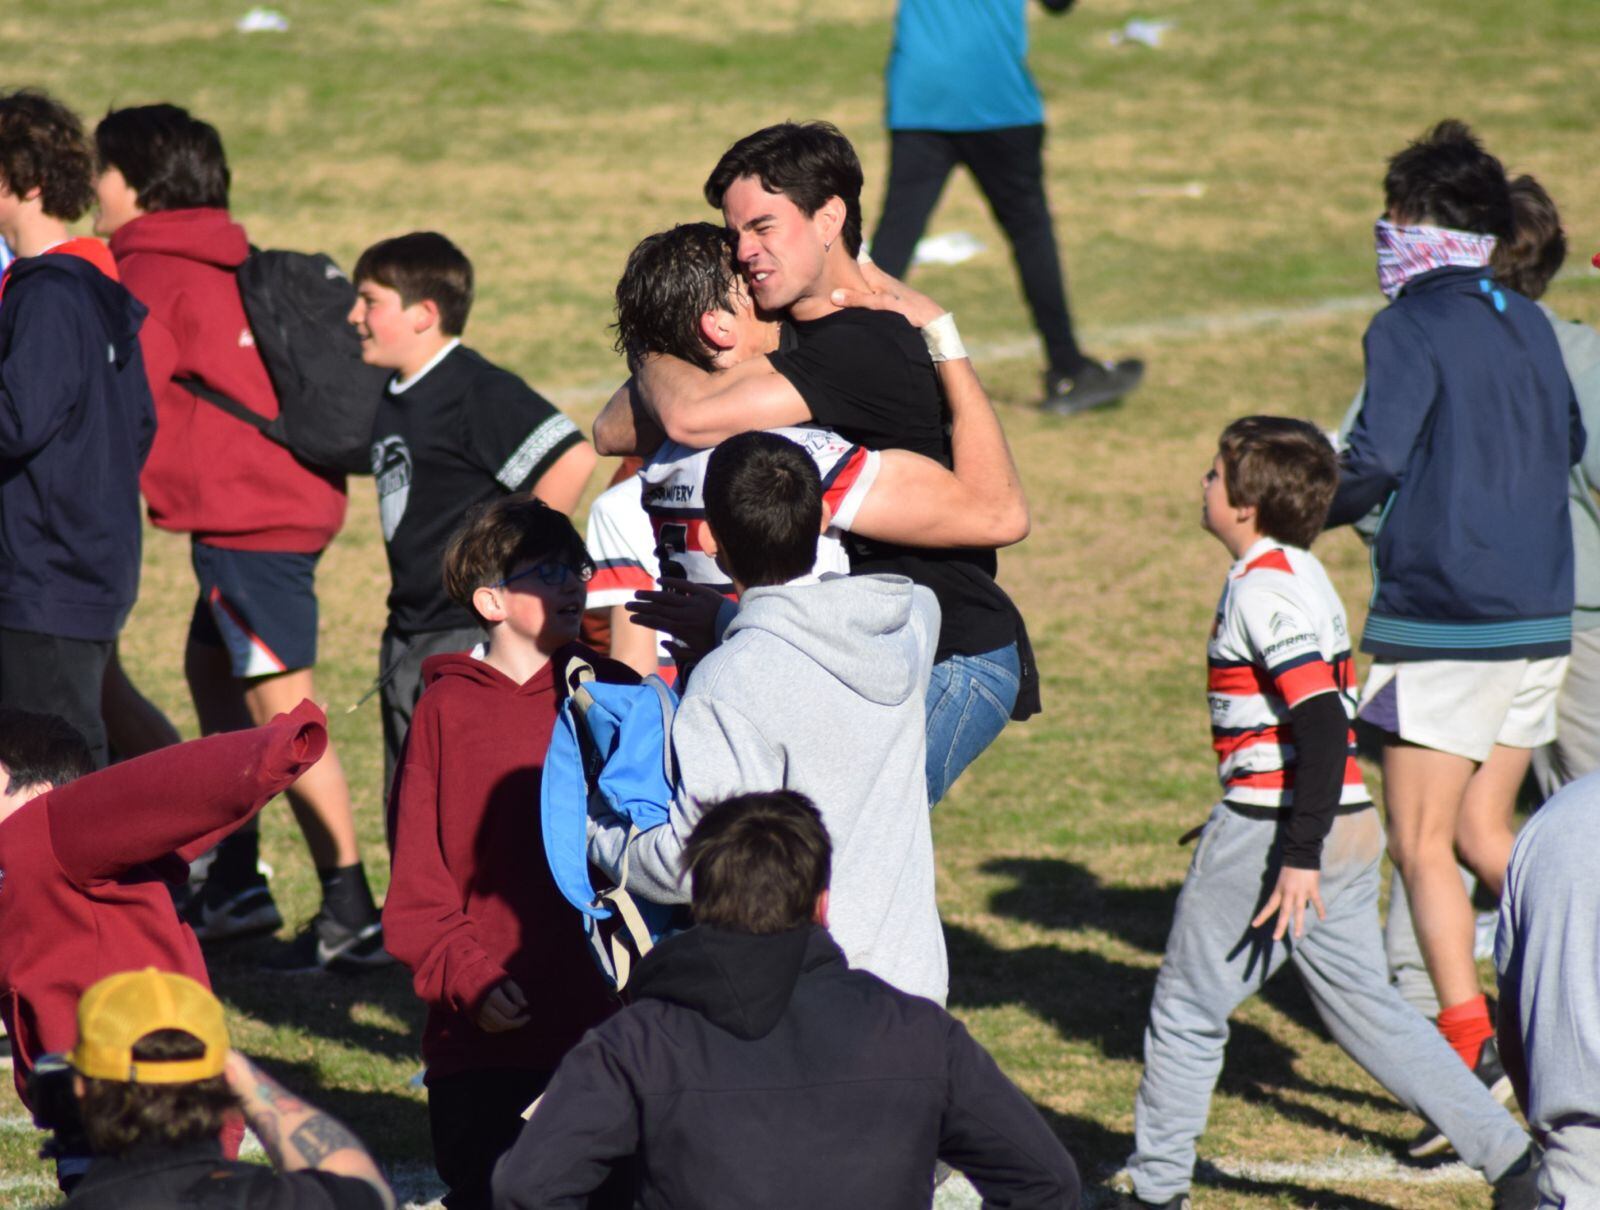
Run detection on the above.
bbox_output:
[1325,120,1582,1157]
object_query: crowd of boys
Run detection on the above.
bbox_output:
[0,72,1595,1210]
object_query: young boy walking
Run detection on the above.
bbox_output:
[382,497,624,1210]
[348,232,596,796]
[1116,418,1536,1209]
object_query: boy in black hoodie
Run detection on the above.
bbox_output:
[493,790,1080,1210]
[0,88,155,768]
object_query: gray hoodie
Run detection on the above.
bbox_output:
[588,573,948,1004]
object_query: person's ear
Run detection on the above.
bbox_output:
[411,297,442,335]
[1236,502,1258,527]
[472,585,506,625]
[699,520,720,560]
[813,889,830,927]
[699,309,738,352]
[816,196,846,252]
[818,500,833,534]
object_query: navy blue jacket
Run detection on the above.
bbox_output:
[0,253,155,641]
[1328,267,1582,661]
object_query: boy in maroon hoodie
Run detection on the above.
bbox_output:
[0,699,328,1183]
[383,497,626,1210]
[91,103,384,972]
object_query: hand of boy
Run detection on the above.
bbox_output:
[475,978,531,1033]
[1252,866,1326,941]
[626,577,727,661]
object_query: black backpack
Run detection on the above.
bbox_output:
[175,249,390,475]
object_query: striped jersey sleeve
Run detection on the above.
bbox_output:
[1207,542,1368,809]
[585,477,660,608]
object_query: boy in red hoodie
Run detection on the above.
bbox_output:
[383,497,625,1210]
[91,103,384,972]
[0,699,328,1185]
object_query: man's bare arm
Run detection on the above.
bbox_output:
[592,378,666,458]
[224,1051,396,1210]
[633,353,811,447]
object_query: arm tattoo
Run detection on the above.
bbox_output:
[289,1114,362,1166]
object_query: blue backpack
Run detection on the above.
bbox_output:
[541,654,684,990]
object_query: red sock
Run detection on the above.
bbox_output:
[1438,995,1493,1069]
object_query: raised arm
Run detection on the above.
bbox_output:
[632,353,811,448]
[592,378,667,458]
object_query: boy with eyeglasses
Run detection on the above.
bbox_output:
[382,496,630,1210]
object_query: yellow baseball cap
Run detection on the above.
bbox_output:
[69,968,229,1084]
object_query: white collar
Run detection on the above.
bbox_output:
[389,338,462,394]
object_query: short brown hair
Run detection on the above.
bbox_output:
[352,231,474,336]
[78,1030,235,1159]
[1216,416,1337,550]
[614,223,740,372]
[441,496,594,625]
[0,89,94,221]
[683,791,831,934]
[1491,175,1565,302]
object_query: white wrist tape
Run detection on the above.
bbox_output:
[920,312,967,363]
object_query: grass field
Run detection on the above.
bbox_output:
[6,0,1600,1204]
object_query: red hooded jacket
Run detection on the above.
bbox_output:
[384,648,629,1081]
[109,208,347,551]
[0,701,328,1105]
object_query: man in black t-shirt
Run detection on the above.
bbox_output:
[594,121,1037,803]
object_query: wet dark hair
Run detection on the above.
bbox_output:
[79,1030,235,1159]
[1383,119,1511,239]
[1490,175,1565,302]
[1216,416,1338,549]
[0,708,92,795]
[703,431,821,588]
[684,791,830,934]
[353,231,475,337]
[442,495,594,625]
[704,121,864,257]
[0,89,94,221]
[94,104,230,212]
[614,223,740,372]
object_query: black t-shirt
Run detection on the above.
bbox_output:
[371,344,584,634]
[66,1141,386,1210]
[768,309,1018,660]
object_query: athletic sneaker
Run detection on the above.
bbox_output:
[1040,358,1145,416]
[189,879,283,943]
[1408,1035,1514,1158]
[266,913,394,974]
[1491,1147,1541,1210]
[1107,1192,1190,1209]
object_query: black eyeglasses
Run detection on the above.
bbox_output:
[492,562,592,589]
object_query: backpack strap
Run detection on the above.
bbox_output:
[172,375,288,446]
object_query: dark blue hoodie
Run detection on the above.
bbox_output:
[1328,266,1583,661]
[0,252,155,641]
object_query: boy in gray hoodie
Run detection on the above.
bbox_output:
[587,431,946,1004]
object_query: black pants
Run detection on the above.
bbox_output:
[0,627,111,769]
[379,623,483,803]
[429,1067,552,1210]
[871,125,1085,374]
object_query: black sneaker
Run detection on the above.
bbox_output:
[190,879,283,943]
[266,914,394,974]
[1491,1147,1541,1210]
[1107,1192,1191,1210]
[1408,1036,1514,1158]
[1040,358,1145,415]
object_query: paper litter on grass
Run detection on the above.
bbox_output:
[1110,19,1174,48]
[236,7,290,32]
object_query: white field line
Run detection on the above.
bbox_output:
[1204,1153,1479,1186]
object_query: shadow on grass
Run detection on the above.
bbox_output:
[981,857,1177,954]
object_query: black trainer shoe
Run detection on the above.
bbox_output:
[266,913,394,974]
[190,878,283,943]
[1408,1035,1514,1158]
[1491,1147,1541,1210]
[1107,1191,1191,1210]
[1040,358,1145,416]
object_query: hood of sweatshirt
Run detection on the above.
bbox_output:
[108,207,250,271]
[7,252,148,369]
[630,924,840,1040]
[419,648,560,697]
[725,574,925,707]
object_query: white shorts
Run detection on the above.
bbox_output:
[1358,657,1568,762]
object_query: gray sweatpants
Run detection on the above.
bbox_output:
[1126,803,1528,1202]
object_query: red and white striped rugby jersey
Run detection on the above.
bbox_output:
[1207,538,1369,809]
[639,426,881,592]
[584,476,677,684]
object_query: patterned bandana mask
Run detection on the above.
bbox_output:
[1374,219,1497,300]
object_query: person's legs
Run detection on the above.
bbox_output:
[1290,810,1529,1183]
[868,130,959,279]
[0,627,112,768]
[381,624,485,806]
[1384,863,1478,1020]
[1127,805,1291,1203]
[428,1068,551,1210]
[1453,743,1531,900]
[100,646,181,760]
[955,125,1085,375]
[923,642,1020,805]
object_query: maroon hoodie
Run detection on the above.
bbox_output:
[384,647,628,1081]
[0,701,328,1105]
[108,208,347,551]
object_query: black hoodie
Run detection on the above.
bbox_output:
[0,252,154,640]
[492,925,1079,1210]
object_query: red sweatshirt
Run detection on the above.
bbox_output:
[0,701,328,1105]
[108,208,347,552]
[384,648,627,1081]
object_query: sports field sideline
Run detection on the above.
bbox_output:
[6,0,1600,1205]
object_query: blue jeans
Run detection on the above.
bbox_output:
[924,642,1021,805]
